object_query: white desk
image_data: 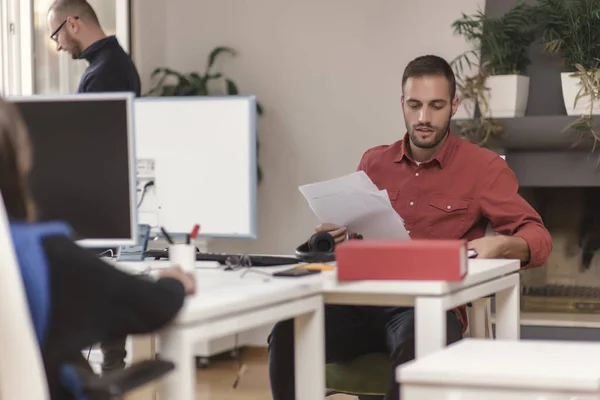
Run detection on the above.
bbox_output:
[397,338,600,399]
[321,259,521,357]
[155,268,325,400]
[111,258,520,399]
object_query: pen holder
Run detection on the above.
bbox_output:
[168,244,195,274]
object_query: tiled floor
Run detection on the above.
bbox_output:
[195,347,354,399]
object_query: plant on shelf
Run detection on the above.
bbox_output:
[450,1,537,147]
[537,0,600,157]
[145,46,265,182]
[450,68,505,147]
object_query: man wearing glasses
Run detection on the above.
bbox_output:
[47,0,141,375]
[47,0,140,96]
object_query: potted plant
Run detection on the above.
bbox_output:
[451,1,538,119]
[537,0,600,117]
[145,46,266,182]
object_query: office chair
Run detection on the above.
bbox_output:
[0,194,174,400]
[0,196,48,399]
[324,302,493,399]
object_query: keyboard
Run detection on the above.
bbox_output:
[144,249,301,267]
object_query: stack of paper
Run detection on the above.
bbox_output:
[299,171,411,240]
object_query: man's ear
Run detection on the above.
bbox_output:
[67,16,80,33]
[451,95,459,117]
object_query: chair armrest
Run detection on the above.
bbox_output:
[70,359,175,397]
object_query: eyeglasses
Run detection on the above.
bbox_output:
[50,16,78,42]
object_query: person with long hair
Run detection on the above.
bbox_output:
[0,96,196,399]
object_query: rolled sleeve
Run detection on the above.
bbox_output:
[513,225,552,269]
[479,156,553,269]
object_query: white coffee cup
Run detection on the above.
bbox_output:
[168,243,195,273]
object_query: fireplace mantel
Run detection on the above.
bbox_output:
[450,117,600,187]
[450,116,600,152]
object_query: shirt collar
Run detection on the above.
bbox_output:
[393,130,458,168]
[80,35,118,62]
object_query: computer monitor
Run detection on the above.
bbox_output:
[9,93,138,248]
[134,96,257,238]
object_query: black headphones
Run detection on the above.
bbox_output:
[295,231,337,263]
[295,231,363,263]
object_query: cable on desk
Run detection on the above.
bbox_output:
[97,249,114,258]
[231,334,247,389]
[240,267,272,280]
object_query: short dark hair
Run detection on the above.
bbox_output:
[402,55,456,99]
[48,0,100,26]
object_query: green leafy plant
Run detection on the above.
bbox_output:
[145,46,265,182]
[562,62,600,157]
[537,0,600,72]
[449,2,537,147]
[450,68,506,148]
[453,72,506,148]
[537,0,600,160]
[452,1,538,76]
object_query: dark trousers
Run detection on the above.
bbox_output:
[100,337,127,373]
[268,305,463,400]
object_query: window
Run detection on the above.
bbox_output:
[0,0,31,95]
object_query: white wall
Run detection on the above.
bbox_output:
[133,0,485,345]
[131,0,166,95]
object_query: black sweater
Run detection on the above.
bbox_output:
[77,35,141,96]
[40,235,185,399]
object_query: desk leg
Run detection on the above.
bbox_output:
[158,328,195,400]
[414,297,446,358]
[495,273,520,340]
[294,296,325,400]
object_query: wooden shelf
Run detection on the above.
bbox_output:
[491,312,600,329]
[450,116,600,152]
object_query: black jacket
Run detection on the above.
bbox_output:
[77,35,141,96]
[40,235,185,399]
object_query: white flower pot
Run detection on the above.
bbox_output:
[478,74,529,118]
[561,72,600,116]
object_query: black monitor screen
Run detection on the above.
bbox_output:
[11,95,135,247]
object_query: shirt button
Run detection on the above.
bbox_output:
[407,230,411,234]
[409,201,414,206]
[415,172,419,176]
[447,205,451,210]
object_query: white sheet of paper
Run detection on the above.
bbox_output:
[299,171,411,240]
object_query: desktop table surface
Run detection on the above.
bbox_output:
[322,258,520,297]
[110,258,519,324]
[397,338,600,392]
[172,267,324,325]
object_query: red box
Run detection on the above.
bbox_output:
[335,240,468,281]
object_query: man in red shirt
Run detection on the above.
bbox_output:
[267,55,552,400]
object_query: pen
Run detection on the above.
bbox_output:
[190,224,200,239]
[160,226,174,244]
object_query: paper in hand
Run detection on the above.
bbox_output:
[299,171,411,240]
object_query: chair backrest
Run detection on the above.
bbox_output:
[0,194,49,399]
[9,221,71,345]
[8,220,90,400]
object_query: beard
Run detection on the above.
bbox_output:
[63,32,84,59]
[405,114,452,149]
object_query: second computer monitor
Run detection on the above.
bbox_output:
[134,96,257,238]
[10,93,138,248]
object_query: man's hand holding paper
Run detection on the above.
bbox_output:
[299,171,411,240]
